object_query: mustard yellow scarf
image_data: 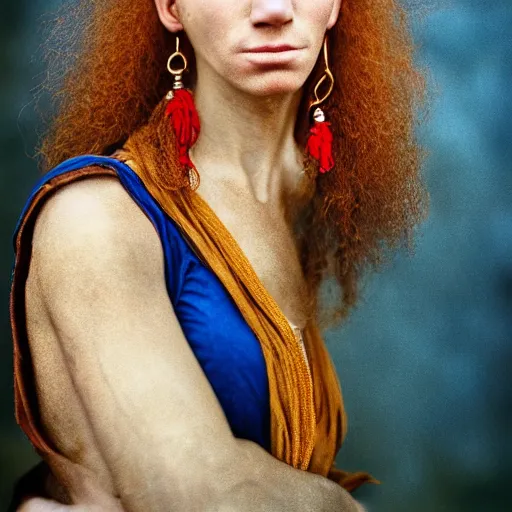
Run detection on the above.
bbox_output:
[114,136,379,493]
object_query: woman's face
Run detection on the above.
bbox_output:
[155,0,342,97]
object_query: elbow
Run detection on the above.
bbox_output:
[183,439,251,512]
[117,438,246,512]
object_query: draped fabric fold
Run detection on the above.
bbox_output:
[115,133,380,490]
[9,139,378,507]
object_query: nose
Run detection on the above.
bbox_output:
[251,0,294,27]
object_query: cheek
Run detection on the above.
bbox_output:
[303,0,336,33]
[181,3,234,62]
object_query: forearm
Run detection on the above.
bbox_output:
[11,439,358,512]
[14,440,364,512]
[213,439,362,512]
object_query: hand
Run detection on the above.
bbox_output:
[18,497,121,512]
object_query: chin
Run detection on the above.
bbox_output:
[234,72,307,98]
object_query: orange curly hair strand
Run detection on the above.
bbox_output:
[34,0,433,330]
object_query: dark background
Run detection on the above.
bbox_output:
[1,1,510,511]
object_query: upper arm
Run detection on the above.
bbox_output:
[28,175,240,511]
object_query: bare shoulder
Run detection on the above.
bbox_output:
[23,170,169,491]
[29,170,163,303]
[33,170,156,250]
[22,171,244,508]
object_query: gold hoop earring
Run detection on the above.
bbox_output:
[163,34,201,180]
[165,35,188,99]
[304,34,335,174]
[308,35,334,117]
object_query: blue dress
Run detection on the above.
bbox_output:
[12,154,272,452]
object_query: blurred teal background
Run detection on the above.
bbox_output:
[1,1,510,511]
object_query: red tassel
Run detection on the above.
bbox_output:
[165,88,201,169]
[305,120,334,174]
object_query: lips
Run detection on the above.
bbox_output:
[244,44,299,53]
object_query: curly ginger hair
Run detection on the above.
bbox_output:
[34,0,432,329]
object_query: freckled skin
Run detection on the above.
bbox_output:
[18,0,367,510]
[154,0,341,329]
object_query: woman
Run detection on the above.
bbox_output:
[9,0,430,510]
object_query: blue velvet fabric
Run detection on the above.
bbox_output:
[13,155,271,452]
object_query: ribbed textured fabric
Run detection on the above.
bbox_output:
[11,153,272,451]
[9,150,378,506]
[117,134,379,490]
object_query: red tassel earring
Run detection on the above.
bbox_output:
[164,35,201,173]
[305,35,335,174]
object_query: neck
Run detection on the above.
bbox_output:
[188,71,306,205]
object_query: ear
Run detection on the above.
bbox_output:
[154,0,184,33]
[326,0,343,30]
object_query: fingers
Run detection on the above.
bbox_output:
[17,497,65,512]
[17,497,98,512]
